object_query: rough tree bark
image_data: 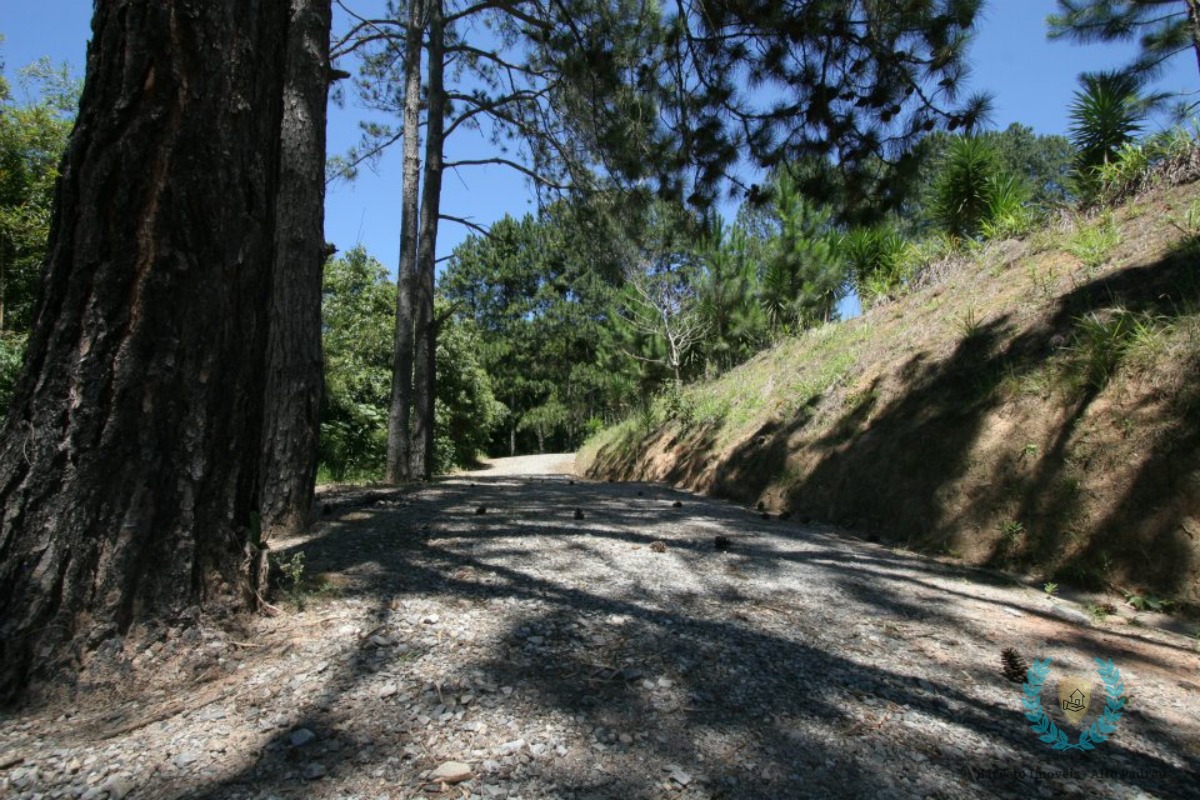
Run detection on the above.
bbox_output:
[259,0,332,540]
[385,0,426,485]
[410,0,446,481]
[0,0,324,701]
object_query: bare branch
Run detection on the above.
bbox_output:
[443,157,571,190]
[439,213,492,237]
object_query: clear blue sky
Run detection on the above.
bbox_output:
[2,1,1196,279]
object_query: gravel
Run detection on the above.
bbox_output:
[1,454,1197,800]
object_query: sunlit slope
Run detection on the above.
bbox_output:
[580,179,1200,606]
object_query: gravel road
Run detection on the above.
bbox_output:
[1,455,1197,799]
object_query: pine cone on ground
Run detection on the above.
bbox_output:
[1001,647,1029,683]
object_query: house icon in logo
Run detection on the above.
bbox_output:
[1061,688,1086,713]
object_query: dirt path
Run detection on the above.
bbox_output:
[2,458,1198,799]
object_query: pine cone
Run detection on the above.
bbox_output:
[1001,647,1029,683]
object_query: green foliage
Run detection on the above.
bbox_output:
[1068,71,1146,200]
[1048,1,1199,112]
[1086,601,1111,623]
[321,247,504,479]
[1043,582,1059,596]
[760,172,847,331]
[274,552,307,611]
[1123,590,1174,613]
[1095,125,1200,204]
[517,397,569,452]
[1171,196,1200,237]
[0,57,79,334]
[1000,520,1026,538]
[695,217,770,373]
[980,175,1036,239]
[843,223,914,306]
[1061,307,1171,392]
[441,203,632,455]
[931,137,1028,240]
[1067,214,1121,271]
[0,331,26,412]
[434,312,506,471]
[320,247,394,481]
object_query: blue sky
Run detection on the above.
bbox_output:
[2,1,1196,279]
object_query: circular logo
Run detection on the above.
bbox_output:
[1022,657,1125,751]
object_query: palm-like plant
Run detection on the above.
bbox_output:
[931,137,1005,240]
[1068,70,1146,198]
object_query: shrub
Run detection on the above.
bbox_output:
[932,137,1005,239]
[0,332,28,414]
[980,175,1036,239]
[1067,71,1145,201]
[843,223,914,306]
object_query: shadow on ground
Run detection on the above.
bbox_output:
[161,475,1200,800]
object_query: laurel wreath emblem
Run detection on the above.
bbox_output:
[1022,657,1125,751]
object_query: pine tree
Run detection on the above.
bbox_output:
[1048,1,1200,86]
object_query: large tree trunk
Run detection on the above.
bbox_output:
[1187,0,1200,77]
[0,0,307,701]
[411,0,446,481]
[385,0,425,484]
[258,0,332,541]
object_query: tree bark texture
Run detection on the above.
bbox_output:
[1187,0,1200,77]
[258,0,332,540]
[385,0,426,484]
[411,0,446,481]
[0,0,324,701]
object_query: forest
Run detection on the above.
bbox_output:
[2,2,1200,798]
[0,0,1198,727]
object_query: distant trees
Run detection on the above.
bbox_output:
[328,0,996,479]
[320,247,395,480]
[439,209,621,455]
[0,58,77,337]
[321,246,503,477]
[0,58,79,409]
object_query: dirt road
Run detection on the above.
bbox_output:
[2,456,1198,799]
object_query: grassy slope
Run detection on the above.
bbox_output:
[580,179,1200,607]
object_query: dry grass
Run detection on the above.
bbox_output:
[581,179,1200,611]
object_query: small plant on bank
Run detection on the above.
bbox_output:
[1086,602,1110,623]
[1043,582,1059,597]
[957,307,984,339]
[275,552,307,611]
[1067,214,1121,273]
[1123,591,1174,613]
[1064,308,1171,393]
[1000,520,1026,538]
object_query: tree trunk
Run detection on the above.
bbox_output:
[1187,0,1200,77]
[0,0,302,701]
[411,0,446,481]
[385,0,425,484]
[258,0,331,540]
